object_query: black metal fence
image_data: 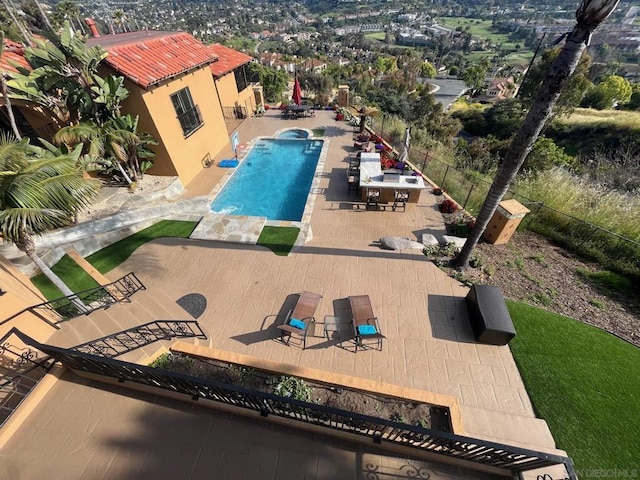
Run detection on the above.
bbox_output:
[13,330,576,479]
[368,125,640,277]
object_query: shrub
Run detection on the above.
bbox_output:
[439,199,459,214]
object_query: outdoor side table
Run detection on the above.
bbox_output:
[323,315,341,340]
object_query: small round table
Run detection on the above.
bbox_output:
[323,315,341,340]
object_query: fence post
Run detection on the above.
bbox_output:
[421,150,429,174]
[441,165,450,190]
[462,183,476,210]
[525,202,544,229]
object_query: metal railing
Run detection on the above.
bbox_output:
[70,320,207,358]
[3,272,146,327]
[0,329,55,428]
[12,330,576,478]
[221,105,248,120]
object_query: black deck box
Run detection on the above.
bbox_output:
[465,285,516,345]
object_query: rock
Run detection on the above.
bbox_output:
[379,237,425,250]
[421,234,439,246]
[441,235,467,248]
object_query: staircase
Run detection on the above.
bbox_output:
[46,288,213,364]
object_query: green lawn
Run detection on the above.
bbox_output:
[31,255,101,301]
[508,300,639,475]
[257,226,300,256]
[31,220,198,300]
[437,17,521,49]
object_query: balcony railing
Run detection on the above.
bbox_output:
[221,105,248,120]
[13,329,576,479]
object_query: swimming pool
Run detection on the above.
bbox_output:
[209,138,324,221]
[277,128,309,139]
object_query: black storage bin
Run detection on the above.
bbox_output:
[465,285,516,345]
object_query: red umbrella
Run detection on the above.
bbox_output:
[292,76,302,106]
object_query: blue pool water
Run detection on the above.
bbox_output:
[209,138,323,221]
[277,129,309,139]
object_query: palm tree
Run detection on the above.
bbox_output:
[53,114,157,185]
[0,133,101,303]
[0,32,22,139]
[452,0,619,269]
[358,106,380,134]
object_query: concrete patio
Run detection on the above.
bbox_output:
[0,110,569,479]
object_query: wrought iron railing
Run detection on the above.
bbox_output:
[28,272,145,324]
[70,321,207,358]
[0,329,55,428]
[12,330,576,478]
[221,106,248,120]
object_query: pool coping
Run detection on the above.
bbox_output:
[190,129,328,248]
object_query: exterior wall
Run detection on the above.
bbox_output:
[237,85,257,114]
[121,68,230,186]
[215,72,257,115]
[215,74,240,108]
[0,256,57,344]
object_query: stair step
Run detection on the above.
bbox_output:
[46,287,206,361]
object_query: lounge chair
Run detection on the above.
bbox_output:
[277,291,322,349]
[349,295,385,351]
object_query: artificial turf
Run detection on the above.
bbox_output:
[257,226,300,256]
[507,300,639,476]
[31,220,198,300]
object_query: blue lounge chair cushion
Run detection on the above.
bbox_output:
[289,318,306,329]
[219,159,239,168]
[358,324,377,335]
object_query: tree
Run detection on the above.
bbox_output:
[0,133,101,303]
[453,0,620,269]
[7,22,112,124]
[518,46,592,118]
[581,74,632,109]
[53,114,157,185]
[462,63,488,95]
[0,32,22,139]
[420,61,437,79]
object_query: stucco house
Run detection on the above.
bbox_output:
[208,43,263,118]
[1,28,261,187]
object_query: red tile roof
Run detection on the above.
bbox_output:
[87,31,218,89]
[208,44,253,78]
[0,39,29,74]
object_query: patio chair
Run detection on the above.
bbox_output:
[349,295,385,351]
[347,168,359,194]
[366,188,380,209]
[393,189,409,212]
[277,291,322,349]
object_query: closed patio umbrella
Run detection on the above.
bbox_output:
[292,76,302,105]
[398,126,411,166]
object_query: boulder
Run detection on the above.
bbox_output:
[421,234,439,247]
[379,237,425,250]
